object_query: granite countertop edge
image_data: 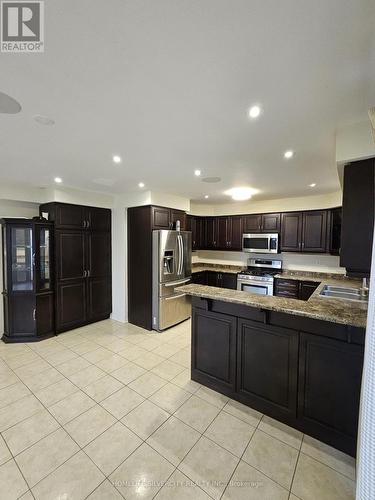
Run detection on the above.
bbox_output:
[180,280,367,329]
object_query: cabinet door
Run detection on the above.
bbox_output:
[36,293,54,336]
[87,207,111,232]
[229,216,243,250]
[217,217,230,249]
[262,213,280,232]
[206,271,219,287]
[299,281,319,301]
[329,207,342,256]
[195,217,204,249]
[302,211,327,253]
[221,273,237,290]
[192,307,237,393]
[274,278,300,299]
[170,210,186,230]
[56,281,87,331]
[243,214,262,233]
[55,231,86,282]
[280,213,303,251]
[55,204,85,230]
[9,295,36,337]
[192,271,207,285]
[298,332,363,456]
[237,319,299,418]
[87,278,112,321]
[151,207,171,229]
[87,232,111,278]
[205,218,217,249]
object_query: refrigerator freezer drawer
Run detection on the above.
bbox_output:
[157,293,191,331]
[159,278,191,297]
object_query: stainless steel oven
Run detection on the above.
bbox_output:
[242,233,279,254]
[237,275,274,295]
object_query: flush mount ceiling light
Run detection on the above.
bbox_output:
[34,115,55,126]
[113,155,122,164]
[54,177,62,184]
[194,170,201,176]
[204,195,209,199]
[138,182,145,188]
[225,187,258,201]
[309,183,317,187]
[0,91,21,114]
[248,105,261,119]
[284,150,294,159]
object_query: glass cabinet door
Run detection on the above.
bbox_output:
[38,226,52,291]
[11,226,34,292]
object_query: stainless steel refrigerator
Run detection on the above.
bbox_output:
[152,230,192,331]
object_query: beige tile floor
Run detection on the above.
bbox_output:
[0,319,356,500]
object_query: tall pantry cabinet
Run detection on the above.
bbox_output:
[39,202,112,333]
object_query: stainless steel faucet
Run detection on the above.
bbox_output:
[360,277,370,298]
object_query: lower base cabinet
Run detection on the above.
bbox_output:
[191,298,364,457]
[237,319,298,419]
[192,308,236,393]
[192,271,237,290]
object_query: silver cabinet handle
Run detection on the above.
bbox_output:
[32,309,36,321]
[87,270,90,277]
[83,270,87,277]
[83,220,86,228]
[87,220,90,228]
[165,293,186,301]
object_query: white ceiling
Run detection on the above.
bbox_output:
[1,0,375,203]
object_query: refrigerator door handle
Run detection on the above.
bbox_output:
[165,278,190,287]
[165,293,186,300]
[177,234,183,275]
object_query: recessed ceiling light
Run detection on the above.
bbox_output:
[113,155,122,164]
[248,105,261,119]
[54,177,62,184]
[138,182,145,188]
[34,115,55,126]
[225,187,258,201]
[202,176,221,183]
[309,183,317,187]
[204,195,209,199]
[194,170,201,176]
[284,150,294,159]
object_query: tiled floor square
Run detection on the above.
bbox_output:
[174,394,220,433]
[101,386,145,419]
[122,400,170,440]
[64,405,116,447]
[83,375,124,402]
[49,390,96,425]
[0,459,29,499]
[149,382,191,413]
[128,371,167,397]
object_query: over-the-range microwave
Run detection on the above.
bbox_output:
[242,233,279,254]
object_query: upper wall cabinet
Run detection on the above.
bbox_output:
[340,158,374,275]
[40,203,111,232]
[151,206,186,230]
[281,210,328,253]
[243,213,280,233]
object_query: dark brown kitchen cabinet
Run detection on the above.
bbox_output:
[230,216,243,250]
[280,213,303,251]
[1,218,55,342]
[281,210,328,253]
[205,217,218,249]
[243,214,262,233]
[217,217,231,249]
[192,307,237,393]
[302,211,328,253]
[243,213,280,233]
[39,202,112,333]
[237,319,299,418]
[299,281,319,301]
[298,332,364,455]
[191,271,207,285]
[206,271,237,290]
[329,207,342,256]
[151,206,171,229]
[151,206,187,230]
[340,158,374,275]
[170,209,186,230]
[187,216,204,250]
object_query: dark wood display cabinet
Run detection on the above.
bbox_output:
[39,203,112,333]
[1,218,55,342]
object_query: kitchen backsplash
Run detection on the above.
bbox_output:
[192,250,346,274]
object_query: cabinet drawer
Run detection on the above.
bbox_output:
[274,278,299,290]
[274,288,299,299]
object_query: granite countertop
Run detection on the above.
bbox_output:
[192,263,245,274]
[180,277,368,328]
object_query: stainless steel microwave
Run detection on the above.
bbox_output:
[242,233,279,254]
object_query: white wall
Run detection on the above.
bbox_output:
[336,120,375,165]
[0,201,40,335]
[190,191,342,216]
[193,250,345,274]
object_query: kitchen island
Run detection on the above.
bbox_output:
[179,281,367,457]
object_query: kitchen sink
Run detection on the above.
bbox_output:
[319,285,368,302]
